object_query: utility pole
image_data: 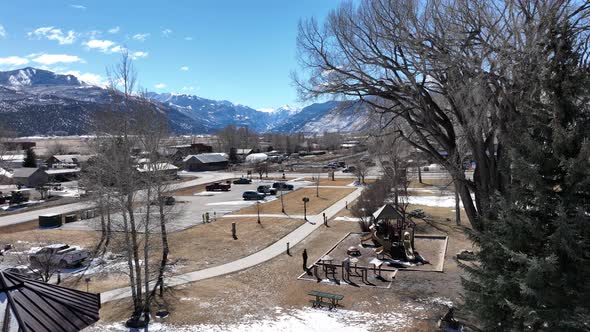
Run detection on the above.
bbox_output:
[302,197,309,221]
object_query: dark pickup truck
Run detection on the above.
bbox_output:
[272,182,294,191]
[257,185,277,195]
[205,182,231,191]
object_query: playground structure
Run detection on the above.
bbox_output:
[361,204,423,263]
[299,204,448,287]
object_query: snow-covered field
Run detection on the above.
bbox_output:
[89,305,427,332]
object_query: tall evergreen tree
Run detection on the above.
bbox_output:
[22,148,37,168]
[463,16,590,331]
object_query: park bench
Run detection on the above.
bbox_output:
[308,290,344,310]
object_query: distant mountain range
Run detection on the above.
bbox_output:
[0,67,374,136]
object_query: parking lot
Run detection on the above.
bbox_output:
[60,179,312,232]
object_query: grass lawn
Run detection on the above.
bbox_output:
[98,204,472,331]
[11,216,305,294]
[233,187,355,216]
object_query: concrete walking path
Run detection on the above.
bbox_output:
[223,214,306,219]
[100,187,363,303]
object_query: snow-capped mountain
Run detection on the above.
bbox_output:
[0,67,374,136]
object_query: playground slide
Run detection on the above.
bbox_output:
[371,229,392,254]
[403,231,415,261]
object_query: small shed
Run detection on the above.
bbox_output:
[0,270,101,331]
[12,168,48,188]
[183,153,229,171]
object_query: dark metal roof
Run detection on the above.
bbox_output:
[372,204,404,220]
[11,167,41,178]
[0,270,101,332]
[184,153,228,164]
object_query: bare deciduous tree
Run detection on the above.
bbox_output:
[295,0,590,231]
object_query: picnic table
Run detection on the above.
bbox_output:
[308,290,344,310]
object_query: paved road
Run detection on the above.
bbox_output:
[61,178,313,232]
[100,186,363,303]
[0,172,235,229]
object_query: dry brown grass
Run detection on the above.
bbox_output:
[99,204,471,331]
[233,187,355,216]
[55,216,305,294]
[0,228,100,248]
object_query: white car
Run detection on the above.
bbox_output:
[29,244,89,268]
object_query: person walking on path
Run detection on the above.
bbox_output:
[302,249,310,275]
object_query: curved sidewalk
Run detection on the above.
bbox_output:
[101,187,363,303]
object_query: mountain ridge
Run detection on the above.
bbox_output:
[0,67,373,136]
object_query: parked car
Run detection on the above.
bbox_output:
[150,196,176,206]
[337,161,346,168]
[257,185,277,195]
[233,178,252,184]
[343,166,357,173]
[5,265,42,280]
[29,244,89,268]
[272,182,294,191]
[205,182,231,191]
[242,191,266,200]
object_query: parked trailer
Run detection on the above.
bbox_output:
[38,214,62,228]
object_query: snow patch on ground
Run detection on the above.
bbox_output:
[91,307,413,331]
[406,196,462,208]
[335,216,362,222]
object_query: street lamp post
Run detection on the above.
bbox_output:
[280,187,285,213]
[257,200,261,224]
[302,197,309,221]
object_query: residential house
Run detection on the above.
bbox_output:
[183,153,228,171]
[12,168,49,188]
[171,143,213,165]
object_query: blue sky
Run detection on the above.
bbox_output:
[0,1,342,109]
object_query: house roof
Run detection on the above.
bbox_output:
[49,155,92,164]
[372,204,404,220]
[45,168,81,175]
[183,153,228,164]
[0,270,101,332]
[136,163,179,173]
[12,167,41,178]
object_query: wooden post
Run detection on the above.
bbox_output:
[232,222,237,240]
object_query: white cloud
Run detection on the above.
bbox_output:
[132,33,150,42]
[154,83,166,89]
[32,54,83,65]
[131,51,148,59]
[62,70,105,86]
[180,66,189,71]
[0,25,6,38]
[110,45,125,53]
[161,29,172,37]
[83,39,116,52]
[70,4,86,10]
[0,56,29,66]
[108,26,120,34]
[184,36,193,41]
[28,26,76,45]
